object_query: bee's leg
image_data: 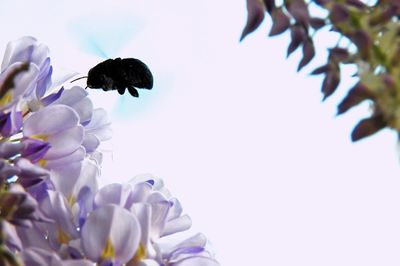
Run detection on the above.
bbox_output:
[128,87,139,97]
[117,87,125,95]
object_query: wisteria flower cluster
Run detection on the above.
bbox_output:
[0,37,219,266]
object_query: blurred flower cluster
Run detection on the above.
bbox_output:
[241,0,400,142]
[0,37,219,266]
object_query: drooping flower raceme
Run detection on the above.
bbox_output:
[0,36,219,266]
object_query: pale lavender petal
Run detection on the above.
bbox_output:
[81,205,141,263]
[45,146,85,169]
[94,183,132,208]
[62,260,95,266]
[15,158,49,187]
[98,259,116,266]
[0,159,19,181]
[0,108,22,137]
[50,161,82,197]
[43,125,84,159]
[30,43,50,69]
[2,37,50,84]
[3,221,22,251]
[24,105,80,136]
[71,159,99,225]
[89,151,103,165]
[130,203,151,247]
[84,108,112,141]
[40,191,79,242]
[139,260,160,266]
[41,87,64,106]
[178,233,208,248]
[126,182,153,204]
[7,108,22,136]
[76,186,92,227]
[0,141,24,158]
[170,256,220,266]
[170,247,205,260]
[22,138,51,163]
[162,215,192,237]
[27,179,52,201]
[51,86,93,124]
[20,247,94,266]
[36,63,53,98]
[7,184,48,225]
[19,63,40,98]
[82,133,100,153]
[1,36,37,70]
[51,86,88,106]
[166,198,183,221]
[161,233,208,258]
[36,57,51,80]
[66,241,85,259]
[149,202,170,239]
[129,175,167,194]
[71,96,93,125]
[147,191,169,204]
[0,62,39,111]
[19,247,58,266]
[17,224,52,250]
[72,158,99,198]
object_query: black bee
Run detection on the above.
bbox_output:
[71,57,153,97]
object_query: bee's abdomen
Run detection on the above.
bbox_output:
[121,58,153,89]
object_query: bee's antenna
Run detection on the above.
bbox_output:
[70,76,88,83]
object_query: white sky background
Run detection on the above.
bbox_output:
[1,0,400,265]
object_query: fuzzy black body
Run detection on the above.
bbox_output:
[86,57,153,97]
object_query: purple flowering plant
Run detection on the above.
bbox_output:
[0,37,219,266]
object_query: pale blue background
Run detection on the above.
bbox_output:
[1,1,400,265]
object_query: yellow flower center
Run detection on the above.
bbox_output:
[67,195,76,207]
[127,244,147,265]
[134,244,147,261]
[101,238,116,259]
[0,91,13,106]
[31,134,49,142]
[38,159,47,167]
[57,228,71,244]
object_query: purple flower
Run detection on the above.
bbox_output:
[20,247,93,266]
[0,37,55,113]
[49,86,93,125]
[0,184,44,228]
[0,36,218,266]
[2,221,22,252]
[16,176,218,265]
[21,138,51,163]
[0,159,20,182]
[47,86,112,154]
[2,36,52,100]
[91,177,217,265]
[82,108,112,153]
[23,105,84,161]
[14,158,48,188]
[0,61,40,111]
[0,106,22,137]
[81,204,141,264]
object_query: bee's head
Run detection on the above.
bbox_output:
[87,68,104,89]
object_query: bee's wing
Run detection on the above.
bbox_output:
[123,58,154,90]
